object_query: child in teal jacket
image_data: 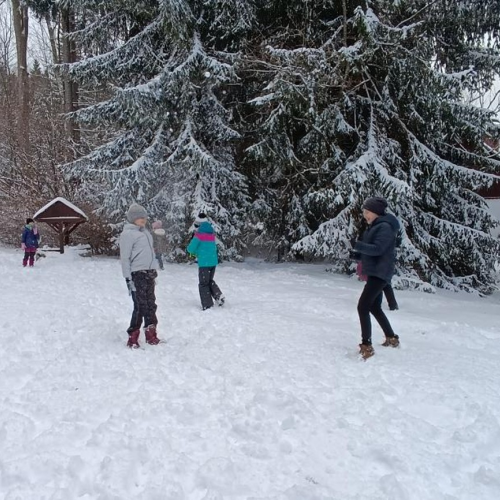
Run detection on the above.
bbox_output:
[187,214,225,310]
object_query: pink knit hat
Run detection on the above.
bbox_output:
[152,220,162,229]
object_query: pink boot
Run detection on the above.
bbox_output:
[145,325,160,345]
[127,329,140,349]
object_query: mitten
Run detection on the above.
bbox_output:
[21,243,26,250]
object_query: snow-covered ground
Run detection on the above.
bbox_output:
[1,247,500,500]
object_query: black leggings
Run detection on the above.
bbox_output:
[357,276,397,345]
[383,284,398,309]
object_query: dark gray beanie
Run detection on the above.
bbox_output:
[126,203,148,223]
[362,197,388,216]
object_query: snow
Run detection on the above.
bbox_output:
[2,247,500,500]
[486,198,500,237]
[33,197,88,220]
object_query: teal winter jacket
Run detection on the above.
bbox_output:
[186,221,218,267]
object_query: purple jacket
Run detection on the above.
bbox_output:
[22,225,40,249]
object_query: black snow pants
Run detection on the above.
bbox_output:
[127,270,158,333]
[198,266,222,310]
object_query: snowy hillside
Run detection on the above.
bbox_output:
[1,247,500,500]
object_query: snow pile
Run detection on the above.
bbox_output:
[1,248,499,499]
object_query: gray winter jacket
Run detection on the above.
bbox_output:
[119,223,158,279]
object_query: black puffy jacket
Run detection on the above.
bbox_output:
[354,214,400,283]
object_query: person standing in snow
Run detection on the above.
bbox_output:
[151,220,168,270]
[119,204,161,348]
[352,197,400,360]
[186,213,225,310]
[21,218,40,267]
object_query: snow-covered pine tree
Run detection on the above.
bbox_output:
[242,0,351,260]
[63,0,253,258]
[246,0,500,292]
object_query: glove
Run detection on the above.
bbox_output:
[21,243,26,250]
[126,278,136,295]
[349,249,361,261]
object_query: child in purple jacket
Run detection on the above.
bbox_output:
[21,218,40,267]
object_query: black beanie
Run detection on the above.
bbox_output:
[194,213,207,227]
[26,218,34,224]
[362,197,388,216]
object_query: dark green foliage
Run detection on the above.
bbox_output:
[61,0,500,290]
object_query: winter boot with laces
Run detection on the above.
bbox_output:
[381,335,400,347]
[145,324,161,345]
[127,329,141,349]
[359,343,375,360]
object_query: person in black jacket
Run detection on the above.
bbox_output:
[355,220,400,311]
[353,197,400,360]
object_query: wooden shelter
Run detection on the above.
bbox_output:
[33,197,88,253]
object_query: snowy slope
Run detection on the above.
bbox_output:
[1,247,499,500]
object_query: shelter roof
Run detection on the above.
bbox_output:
[33,197,88,221]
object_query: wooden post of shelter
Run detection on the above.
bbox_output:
[33,197,88,253]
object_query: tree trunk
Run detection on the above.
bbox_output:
[11,0,29,152]
[61,6,80,146]
[44,13,60,64]
[342,0,348,47]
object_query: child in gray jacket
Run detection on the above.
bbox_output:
[119,203,161,348]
